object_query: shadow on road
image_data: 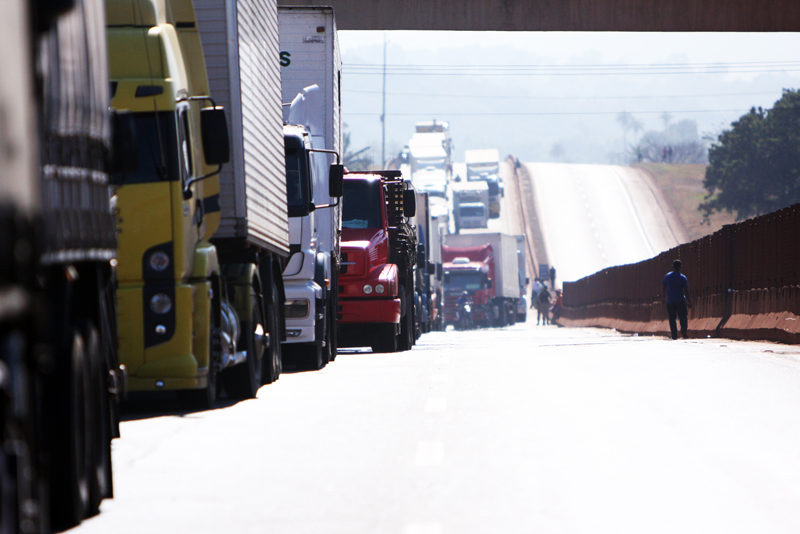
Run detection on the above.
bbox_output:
[120,392,247,421]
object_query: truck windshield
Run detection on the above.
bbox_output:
[446,272,485,292]
[460,205,486,217]
[111,112,178,185]
[343,180,382,229]
[285,139,310,217]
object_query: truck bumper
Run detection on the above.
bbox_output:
[116,282,209,392]
[283,279,323,344]
[338,297,401,324]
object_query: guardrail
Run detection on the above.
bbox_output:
[561,203,800,343]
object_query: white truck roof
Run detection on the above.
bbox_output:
[465,149,500,165]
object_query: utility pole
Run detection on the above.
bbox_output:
[380,33,386,169]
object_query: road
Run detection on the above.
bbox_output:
[70,162,800,533]
[527,163,684,284]
[73,325,800,534]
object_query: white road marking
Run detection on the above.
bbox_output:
[424,398,448,413]
[415,441,445,466]
[404,523,444,534]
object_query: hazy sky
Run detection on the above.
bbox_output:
[338,32,800,165]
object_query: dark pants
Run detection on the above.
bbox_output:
[666,301,688,340]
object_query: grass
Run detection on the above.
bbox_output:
[633,163,737,242]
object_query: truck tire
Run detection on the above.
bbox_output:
[327,293,338,362]
[371,325,397,353]
[397,286,414,351]
[222,284,264,399]
[50,327,92,529]
[262,277,282,384]
[82,321,111,517]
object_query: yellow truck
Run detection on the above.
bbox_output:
[107,0,287,408]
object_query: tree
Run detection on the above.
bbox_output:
[616,111,643,151]
[343,123,372,170]
[702,90,800,220]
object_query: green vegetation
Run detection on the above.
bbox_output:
[634,163,736,242]
[703,89,800,220]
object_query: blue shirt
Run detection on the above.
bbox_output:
[662,271,688,304]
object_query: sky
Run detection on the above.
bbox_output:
[338,32,800,166]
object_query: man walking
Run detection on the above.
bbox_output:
[661,259,692,340]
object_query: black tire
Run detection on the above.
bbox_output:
[397,287,414,352]
[371,324,398,353]
[82,321,111,518]
[262,277,282,385]
[50,327,92,530]
[327,293,338,362]
[221,285,264,399]
[296,342,325,371]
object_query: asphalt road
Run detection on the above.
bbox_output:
[527,163,683,284]
[72,323,800,534]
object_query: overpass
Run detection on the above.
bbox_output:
[278,0,800,31]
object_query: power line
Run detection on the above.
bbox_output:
[343,89,784,100]
[346,109,750,117]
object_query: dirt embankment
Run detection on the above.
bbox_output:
[633,163,737,242]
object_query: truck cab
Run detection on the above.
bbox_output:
[282,87,343,370]
[442,247,495,326]
[338,171,417,353]
[108,0,237,406]
[452,180,489,232]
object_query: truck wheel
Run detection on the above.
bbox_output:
[507,303,517,326]
[222,285,264,399]
[397,288,414,351]
[327,295,338,362]
[371,325,397,353]
[82,321,111,517]
[262,277,282,384]
[50,327,92,529]
[297,342,325,371]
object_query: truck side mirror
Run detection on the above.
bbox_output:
[526,277,530,285]
[110,110,138,177]
[201,106,230,165]
[403,190,416,217]
[329,164,344,197]
[444,273,450,284]
[487,280,493,289]
[436,264,443,279]
[427,261,436,275]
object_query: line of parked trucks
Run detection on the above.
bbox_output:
[0,0,530,530]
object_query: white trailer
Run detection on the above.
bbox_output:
[278,6,343,368]
[465,148,500,179]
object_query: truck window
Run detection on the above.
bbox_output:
[285,143,310,217]
[111,112,179,185]
[460,205,486,217]
[342,179,382,229]
[446,272,484,292]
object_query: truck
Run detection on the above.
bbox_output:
[109,0,286,409]
[1,0,123,529]
[338,171,418,353]
[465,149,502,219]
[442,233,522,328]
[413,193,444,334]
[408,132,450,177]
[414,119,453,173]
[515,235,530,322]
[279,7,343,370]
[452,181,489,232]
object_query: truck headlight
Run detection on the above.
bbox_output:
[149,293,172,314]
[285,299,310,318]
[374,283,386,294]
[148,251,170,272]
[362,284,373,295]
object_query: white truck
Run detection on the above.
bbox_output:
[515,235,530,322]
[413,192,445,333]
[465,148,502,219]
[279,6,344,369]
[452,181,489,232]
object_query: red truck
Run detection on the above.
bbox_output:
[338,171,418,352]
[443,233,522,328]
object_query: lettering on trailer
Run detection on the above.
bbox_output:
[280,51,291,67]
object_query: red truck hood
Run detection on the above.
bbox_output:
[341,228,388,277]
